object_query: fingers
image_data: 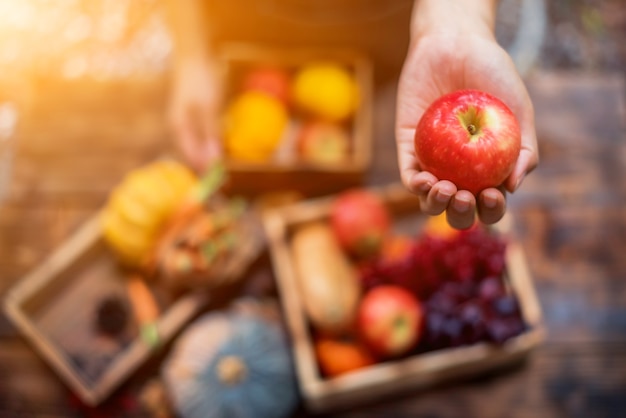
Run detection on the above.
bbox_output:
[173,119,205,171]
[409,170,508,229]
[446,190,476,230]
[505,85,538,193]
[170,105,223,173]
[424,180,457,216]
[414,178,479,230]
[504,146,539,193]
[477,188,506,225]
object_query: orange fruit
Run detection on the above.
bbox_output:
[223,91,289,162]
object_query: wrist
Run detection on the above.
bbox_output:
[410,0,498,43]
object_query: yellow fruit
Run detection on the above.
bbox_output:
[223,91,289,162]
[292,63,358,121]
[101,159,197,267]
[423,213,460,240]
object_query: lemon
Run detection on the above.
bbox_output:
[292,63,358,121]
[223,91,289,162]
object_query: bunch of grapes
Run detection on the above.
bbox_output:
[359,225,526,350]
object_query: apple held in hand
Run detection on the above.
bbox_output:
[357,285,424,358]
[414,90,521,196]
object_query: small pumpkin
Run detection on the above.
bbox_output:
[101,159,197,267]
[161,298,299,418]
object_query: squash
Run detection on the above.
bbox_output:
[161,298,299,418]
[101,159,198,267]
[291,222,361,335]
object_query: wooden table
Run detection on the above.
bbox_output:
[1,69,625,417]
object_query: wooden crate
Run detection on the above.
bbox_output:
[2,209,264,406]
[217,43,374,198]
[263,183,545,412]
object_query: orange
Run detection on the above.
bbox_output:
[223,91,289,162]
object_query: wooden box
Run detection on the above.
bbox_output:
[217,43,374,198]
[263,183,545,412]
[2,210,263,406]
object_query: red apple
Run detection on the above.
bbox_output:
[357,285,424,358]
[414,89,521,196]
[241,67,291,104]
[297,121,350,164]
[330,189,391,258]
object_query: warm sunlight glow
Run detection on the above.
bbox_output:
[0,0,172,81]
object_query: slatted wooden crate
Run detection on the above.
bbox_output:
[263,183,545,412]
[3,207,264,406]
[217,43,374,198]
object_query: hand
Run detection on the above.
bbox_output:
[396,7,538,229]
[168,57,224,172]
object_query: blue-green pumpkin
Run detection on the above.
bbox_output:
[162,299,299,418]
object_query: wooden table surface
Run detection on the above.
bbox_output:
[0,68,625,418]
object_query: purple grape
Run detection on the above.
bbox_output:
[424,310,447,348]
[427,290,457,314]
[486,317,526,345]
[458,301,487,344]
[459,302,484,326]
[442,318,464,346]
[478,276,505,302]
[492,294,521,317]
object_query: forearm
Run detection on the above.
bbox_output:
[410,0,498,42]
[165,0,212,67]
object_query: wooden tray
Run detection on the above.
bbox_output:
[217,43,374,198]
[263,183,545,412]
[3,208,264,406]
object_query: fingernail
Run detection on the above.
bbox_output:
[436,190,452,203]
[418,181,433,193]
[483,193,497,209]
[514,173,526,191]
[453,198,471,213]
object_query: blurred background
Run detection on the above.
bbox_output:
[0,0,624,417]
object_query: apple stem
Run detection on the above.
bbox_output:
[467,124,477,135]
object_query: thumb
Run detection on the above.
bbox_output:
[505,147,536,193]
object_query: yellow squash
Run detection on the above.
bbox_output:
[101,159,198,267]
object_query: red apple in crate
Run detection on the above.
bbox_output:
[357,285,424,358]
[241,67,291,104]
[297,121,350,164]
[414,89,521,196]
[330,189,391,259]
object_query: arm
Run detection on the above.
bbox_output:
[165,0,224,172]
[396,0,538,229]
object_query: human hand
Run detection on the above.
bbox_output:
[168,57,224,172]
[396,0,538,229]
